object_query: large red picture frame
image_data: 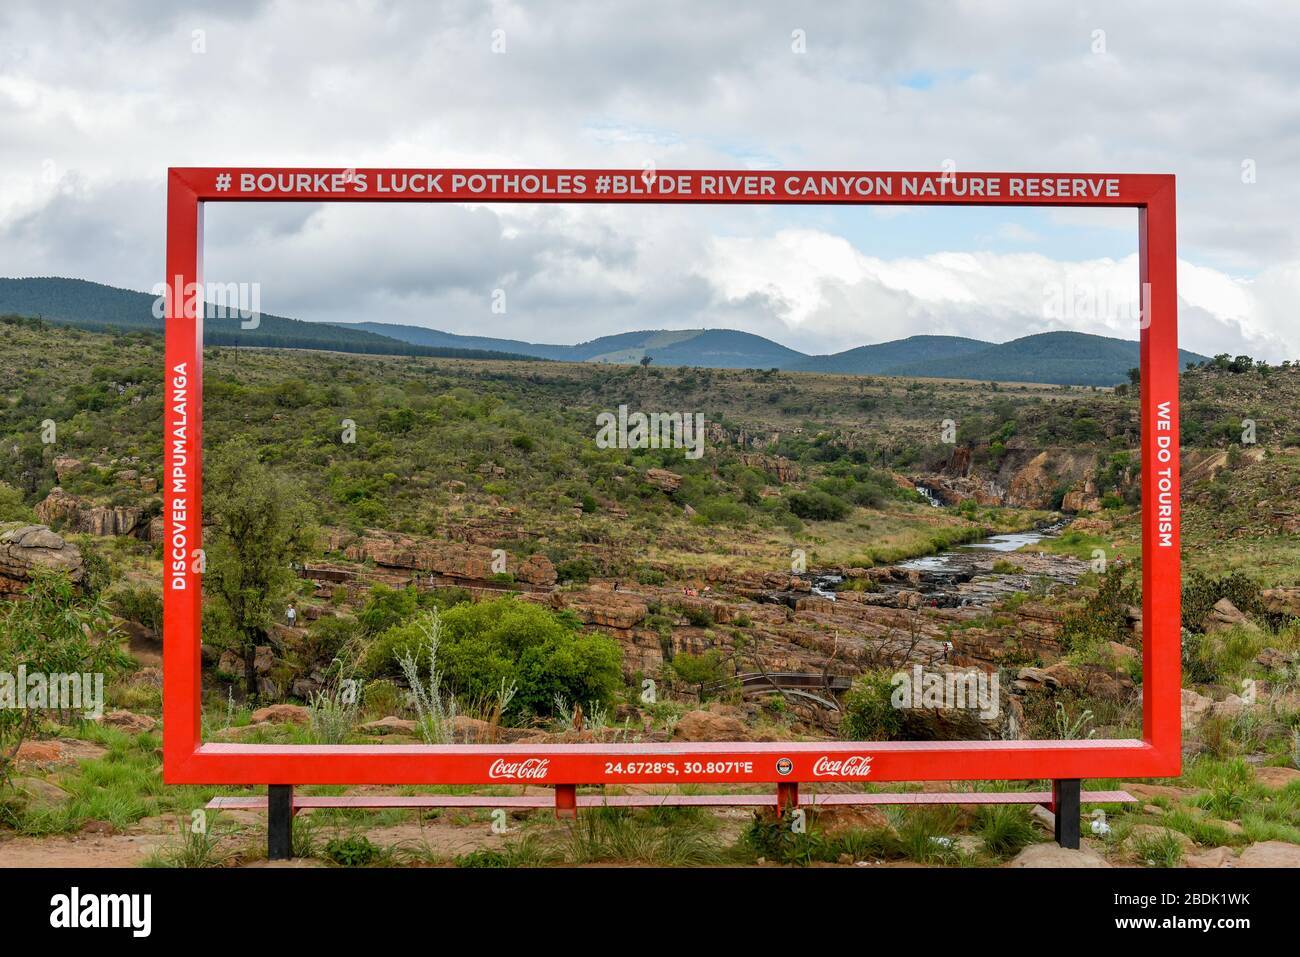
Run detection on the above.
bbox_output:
[163,167,1180,789]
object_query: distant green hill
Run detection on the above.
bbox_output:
[1,277,1211,385]
[0,277,539,361]
[571,328,806,368]
[884,330,1208,386]
[337,321,572,359]
[790,335,991,374]
[337,323,807,369]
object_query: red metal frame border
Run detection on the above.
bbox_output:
[163,168,1179,787]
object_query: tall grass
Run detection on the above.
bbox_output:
[396,610,458,744]
[563,806,722,866]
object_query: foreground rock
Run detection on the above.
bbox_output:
[1184,846,1238,869]
[1235,841,1300,867]
[250,704,311,725]
[1006,843,1111,868]
[0,524,84,595]
[1253,766,1300,790]
[673,710,750,742]
[15,738,108,769]
[99,710,157,734]
[1260,587,1300,617]
[13,776,70,809]
[359,716,418,735]
[1204,597,1258,633]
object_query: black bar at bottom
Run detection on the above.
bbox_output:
[268,784,294,860]
[1053,778,1081,849]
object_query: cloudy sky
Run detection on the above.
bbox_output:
[2,0,1298,359]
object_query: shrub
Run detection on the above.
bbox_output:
[356,584,425,637]
[694,497,747,525]
[841,670,904,740]
[670,650,727,689]
[1059,566,1139,653]
[741,809,828,866]
[107,582,163,636]
[354,584,471,646]
[307,684,361,744]
[679,604,714,628]
[361,598,622,720]
[636,568,667,586]
[0,573,131,782]
[786,489,851,521]
[456,848,510,868]
[0,482,33,522]
[556,557,597,584]
[324,834,380,867]
[1181,571,1264,632]
[299,615,356,668]
[360,678,404,717]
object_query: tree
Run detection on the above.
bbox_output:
[0,572,129,784]
[639,355,653,368]
[204,439,317,700]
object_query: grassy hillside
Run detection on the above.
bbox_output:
[3,277,1213,386]
[336,321,572,359]
[0,277,540,361]
[888,331,1208,386]
[790,335,990,374]
[342,324,809,369]
[0,313,1291,575]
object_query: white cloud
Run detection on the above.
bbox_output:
[1,1,1299,359]
[704,231,1292,359]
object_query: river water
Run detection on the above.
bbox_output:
[899,525,1062,572]
[795,521,1076,609]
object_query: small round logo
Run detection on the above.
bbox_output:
[775,757,794,776]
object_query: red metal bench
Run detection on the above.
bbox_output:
[208,788,1135,813]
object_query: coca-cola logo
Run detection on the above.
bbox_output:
[488,758,551,780]
[812,755,873,778]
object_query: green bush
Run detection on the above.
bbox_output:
[107,582,163,635]
[636,568,667,586]
[1059,566,1139,653]
[360,597,622,720]
[357,584,420,637]
[299,614,356,668]
[841,670,904,740]
[355,583,470,638]
[456,848,510,868]
[324,834,380,866]
[1181,570,1264,632]
[679,604,714,627]
[0,573,131,782]
[0,482,33,522]
[556,557,597,583]
[786,489,851,521]
[670,649,727,688]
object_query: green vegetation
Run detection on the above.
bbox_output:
[203,438,318,698]
[361,597,621,721]
[840,670,904,740]
[1058,565,1139,654]
[0,573,130,785]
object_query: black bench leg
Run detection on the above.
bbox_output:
[268,785,294,860]
[1052,779,1081,849]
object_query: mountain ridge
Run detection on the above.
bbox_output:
[0,276,1210,385]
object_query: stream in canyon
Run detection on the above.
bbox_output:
[796,519,1082,610]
